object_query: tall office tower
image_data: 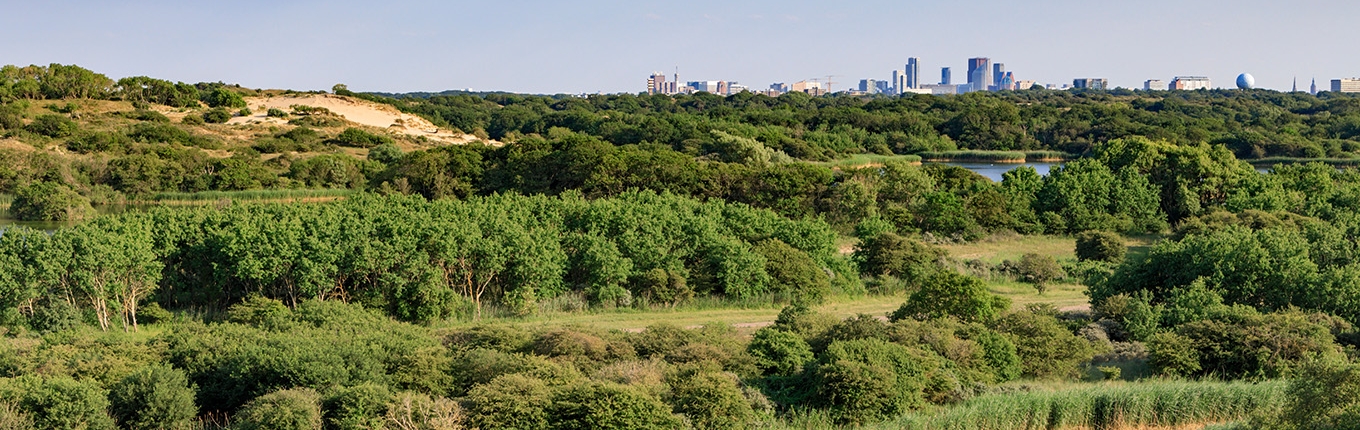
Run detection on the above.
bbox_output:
[1072,78,1109,90]
[941,67,952,85]
[1170,76,1212,91]
[1144,80,1165,91]
[998,72,1015,90]
[967,58,991,92]
[992,63,1005,88]
[1311,78,1318,95]
[905,57,920,89]
[717,81,729,95]
[891,70,905,95]
[647,72,667,95]
[875,81,891,94]
[1333,79,1360,93]
[859,79,872,92]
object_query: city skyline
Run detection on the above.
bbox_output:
[2,0,1359,94]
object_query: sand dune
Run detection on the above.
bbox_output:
[227,94,482,145]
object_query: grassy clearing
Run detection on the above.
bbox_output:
[938,232,1077,263]
[814,153,922,169]
[865,379,1286,430]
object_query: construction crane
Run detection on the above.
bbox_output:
[824,75,841,93]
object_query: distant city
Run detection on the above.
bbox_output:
[646,57,1360,97]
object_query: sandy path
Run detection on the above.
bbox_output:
[227,94,483,145]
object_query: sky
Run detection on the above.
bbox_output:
[3,0,1359,94]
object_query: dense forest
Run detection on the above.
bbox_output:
[2,64,1360,429]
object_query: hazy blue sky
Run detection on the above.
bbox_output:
[3,0,1357,94]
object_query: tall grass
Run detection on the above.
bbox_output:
[1023,150,1077,161]
[0,193,11,209]
[816,154,922,169]
[919,150,1027,162]
[141,188,356,204]
[873,380,1285,430]
[1249,157,1360,168]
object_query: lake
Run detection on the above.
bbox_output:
[932,161,1059,182]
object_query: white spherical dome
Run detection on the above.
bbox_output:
[1236,73,1255,89]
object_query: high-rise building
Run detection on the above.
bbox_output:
[875,81,891,94]
[905,58,920,90]
[1072,78,1108,90]
[1331,78,1360,93]
[1170,76,1212,91]
[941,67,952,85]
[920,84,957,95]
[891,70,905,95]
[998,72,1015,91]
[858,79,875,93]
[688,81,721,93]
[1144,80,1165,91]
[992,63,1006,88]
[717,81,729,95]
[1311,78,1318,95]
[1016,80,1037,90]
[647,72,667,95]
[967,58,991,92]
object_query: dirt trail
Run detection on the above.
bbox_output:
[227,94,485,145]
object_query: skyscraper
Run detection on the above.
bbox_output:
[647,72,667,95]
[905,58,919,90]
[992,63,1005,88]
[891,70,904,95]
[941,67,951,85]
[967,58,991,92]
[1311,78,1318,95]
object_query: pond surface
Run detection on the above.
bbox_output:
[931,161,1059,182]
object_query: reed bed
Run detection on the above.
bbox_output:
[817,154,923,169]
[1023,150,1077,161]
[1248,157,1360,168]
[881,380,1285,430]
[919,150,1028,163]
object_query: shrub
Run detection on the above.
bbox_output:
[120,110,170,122]
[546,382,682,430]
[772,304,838,341]
[204,87,246,109]
[181,114,204,125]
[747,328,813,376]
[9,181,94,222]
[439,324,532,353]
[383,392,464,430]
[633,268,692,307]
[1270,360,1360,429]
[1171,307,1343,379]
[231,388,323,430]
[754,239,831,304]
[202,108,231,124]
[322,383,391,430]
[138,302,172,324]
[226,296,293,330]
[464,374,551,430]
[0,375,115,430]
[66,131,131,153]
[667,370,756,430]
[1146,332,1200,377]
[368,142,403,164]
[266,108,289,118]
[25,113,78,137]
[1015,253,1065,294]
[0,104,22,130]
[854,232,947,282]
[333,127,394,148]
[109,365,197,430]
[1076,231,1126,263]
[815,339,936,424]
[992,309,1103,379]
[630,323,698,359]
[890,272,1010,324]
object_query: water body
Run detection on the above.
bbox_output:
[932,161,1059,182]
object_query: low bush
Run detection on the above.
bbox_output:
[109,365,197,430]
[231,388,322,430]
[26,113,78,137]
[1075,230,1126,263]
[891,271,1009,323]
[332,127,394,148]
[202,108,231,124]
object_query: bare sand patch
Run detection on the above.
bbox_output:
[227,94,484,145]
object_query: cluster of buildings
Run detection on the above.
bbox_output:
[855,57,1036,96]
[646,65,1360,96]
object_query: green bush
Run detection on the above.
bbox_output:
[1170,307,1344,379]
[546,382,682,430]
[322,383,391,430]
[754,239,831,304]
[0,375,115,430]
[333,127,394,148]
[1015,253,1065,294]
[66,131,131,153]
[667,370,756,430]
[891,271,1010,323]
[202,108,231,124]
[992,309,1103,379]
[815,338,942,424]
[1075,231,1127,263]
[9,181,94,222]
[181,114,204,125]
[1269,360,1360,429]
[464,374,552,430]
[0,104,22,130]
[25,113,78,137]
[226,296,294,330]
[109,365,197,430]
[204,87,246,109]
[1146,332,1200,377]
[232,388,323,430]
[747,328,813,377]
[266,108,289,118]
[368,143,403,164]
[120,110,170,122]
[854,232,947,282]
